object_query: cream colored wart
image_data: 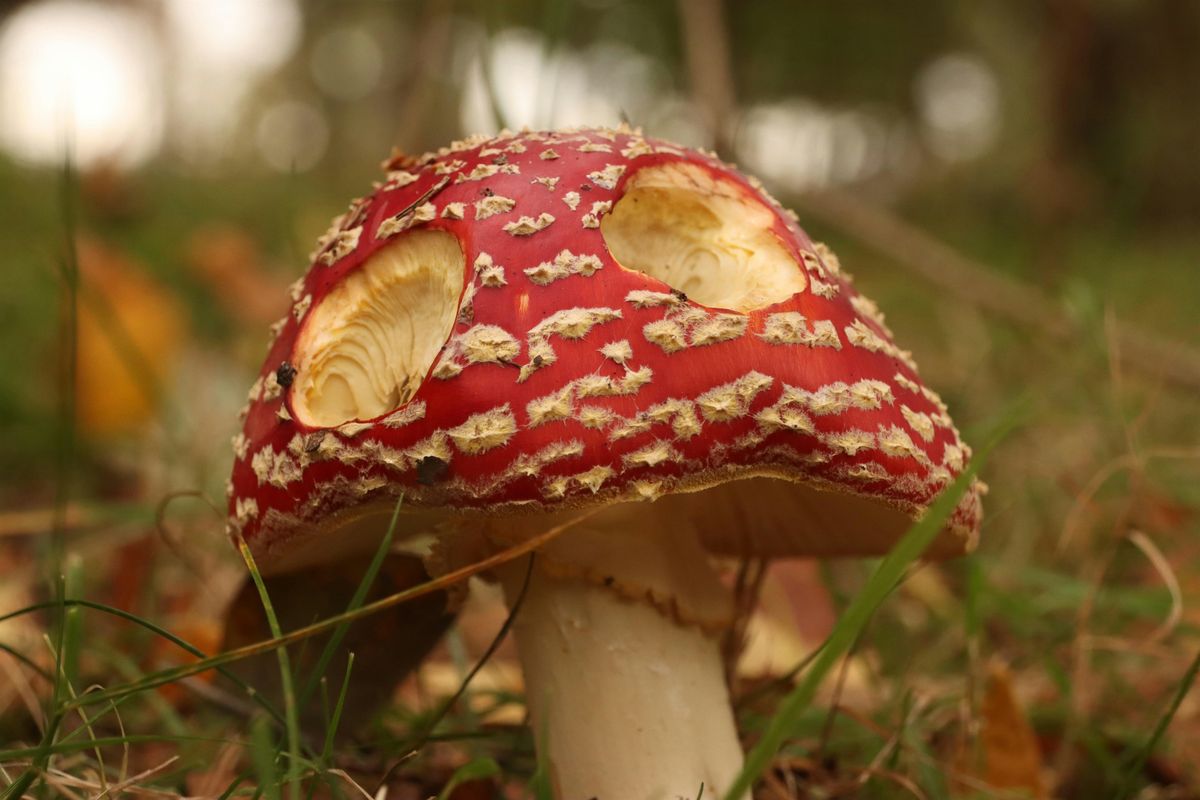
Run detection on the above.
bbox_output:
[292,230,464,428]
[601,161,805,311]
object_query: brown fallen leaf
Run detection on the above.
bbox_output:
[150,615,222,708]
[961,661,1048,798]
[766,560,837,643]
[185,225,293,327]
[105,534,157,613]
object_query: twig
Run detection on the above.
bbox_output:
[382,552,536,783]
[791,188,1200,394]
[674,0,1200,396]
[721,558,767,689]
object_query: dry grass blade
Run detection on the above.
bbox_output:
[89,755,179,800]
[323,769,377,800]
[35,755,180,800]
[0,652,45,731]
[1076,534,1182,664]
[1059,447,1200,550]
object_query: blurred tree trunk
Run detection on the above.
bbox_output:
[1031,0,1200,280]
[1140,0,1200,223]
[1029,0,1108,282]
[678,0,736,157]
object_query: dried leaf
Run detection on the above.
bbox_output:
[185,225,292,326]
[75,237,186,437]
[972,662,1047,798]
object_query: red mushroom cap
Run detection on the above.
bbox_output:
[227,126,983,573]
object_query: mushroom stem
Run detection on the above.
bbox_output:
[495,518,746,800]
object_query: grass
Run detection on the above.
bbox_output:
[237,540,301,800]
[725,448,991,800]
[1112,648,1200,800]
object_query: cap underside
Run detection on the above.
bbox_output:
[248,471,971,576]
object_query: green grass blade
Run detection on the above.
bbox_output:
[0,597,286,725]
[240,539,302,800]
[297,495,404,709]
[8,150,83,800]
[64,687,110,799]
[0,734,252,762]
[217,768,252,800]
[964,555,983,645]
[48,149,79,579]
[250,715,282,800]
[1111,647,1200,800]
[527,711,553,800]
[0,768,39,800]
[436,757,500,800]
[100,649,189,738]
[0,641,52,682]
[61,553,84,695]
[723,460,987,800]
[320,653,355,767]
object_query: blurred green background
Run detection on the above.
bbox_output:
[1,0,1197,497]
[1,0,1198,795]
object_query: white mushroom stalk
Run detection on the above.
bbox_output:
[492,506,748,800]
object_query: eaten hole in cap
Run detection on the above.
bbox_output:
[290,229,465,428]
[601,161,806,311]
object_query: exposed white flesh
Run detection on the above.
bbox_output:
[495,517,747,800]
[601,161,805,311]
[291,229,464,428]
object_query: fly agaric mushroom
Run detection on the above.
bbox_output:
[227,126,983,800]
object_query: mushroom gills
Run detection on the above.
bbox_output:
[291,229,465,428]
[601,161,806,311]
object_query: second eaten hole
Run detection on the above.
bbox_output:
[600,161,806,311]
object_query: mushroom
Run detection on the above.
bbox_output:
[227,126,983,800]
